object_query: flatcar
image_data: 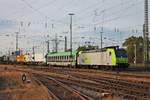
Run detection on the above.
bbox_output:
[46,46,128,69]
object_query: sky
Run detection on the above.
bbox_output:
[0,0,149,55]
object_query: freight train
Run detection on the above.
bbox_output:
[46,46,129,69]
[0,46,128,69]
[0,53,45,65]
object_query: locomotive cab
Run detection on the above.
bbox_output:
[105,46,129,69]
[115,48,129,68]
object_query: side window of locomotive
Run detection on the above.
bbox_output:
[59,56,60,61]
[109,52,111,56]
[67,56,69,60]
[64,56,65,60]
[65,56,66,60]
[52,57,53,61]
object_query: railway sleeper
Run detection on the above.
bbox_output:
[56,77,145,99]
[67,74,150,96]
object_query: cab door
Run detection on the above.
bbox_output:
[106,51,112,65]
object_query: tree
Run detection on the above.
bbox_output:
[123,36,143,63]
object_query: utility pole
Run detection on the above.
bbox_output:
[46,35,50,53]
[8,48,11,56]
[93,10,98,32]
[143,0,149,66]
[134,44,137,65]
[69,13,75,57]
[45,40,49,65]
[100,27,103,49]
[15,32,19,51]
[32,46,35,61]
[55,34,58,52]
[65,36,67,51]
[46,40,50,53]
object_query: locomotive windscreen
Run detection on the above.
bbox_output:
[116,49,128,58]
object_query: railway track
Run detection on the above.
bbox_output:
[7,65,150,100]
[32,66,150,86]
[70,74,150,99]
[46,74,150,100]
[33,74,93,100]
[32,66,150,78]
[31,67,150,100]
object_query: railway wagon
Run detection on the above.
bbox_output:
[77,47,128,69]
[47,51,78,66]
[8,55,16,63]
[16,55,26,63]
[26,53,45,65]
[33,53,45,64]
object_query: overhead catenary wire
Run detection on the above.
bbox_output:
[1,0,143,30]
[74,0,142,26]
[0,0,147,52]
[73,0,143,31]
[72,0,137,23]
